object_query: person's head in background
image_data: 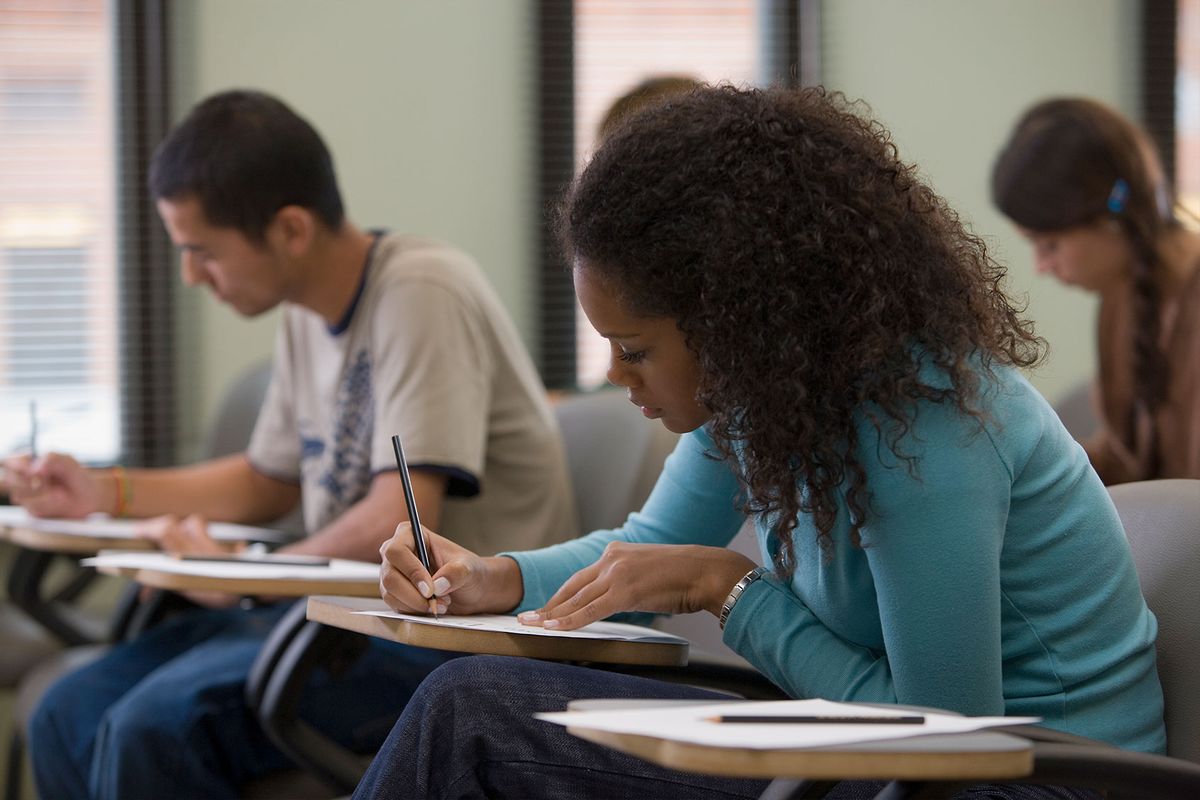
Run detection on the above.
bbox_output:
[991,97,1186,294]
[562,85,1041,569]
[148,90,349,317]
[992,97,1200,455]
[596,75,701,141]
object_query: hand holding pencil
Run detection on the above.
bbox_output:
[379,432,527,618]
[0,451,104,519]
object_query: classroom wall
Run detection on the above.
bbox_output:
[169,0,534,455]
[170,0,1138,453]
[820,0,1140,405]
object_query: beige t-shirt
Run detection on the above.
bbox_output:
[247,232,579,554]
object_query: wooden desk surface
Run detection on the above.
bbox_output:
[307,595,689,667]
[94,565,380,599]
[1,526,156,555]
[570,724,1033,781]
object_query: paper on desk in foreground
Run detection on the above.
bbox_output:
[354,609,688,644]
[0,507,294,544]
[537,698,1038,749]
[82,551,379,582]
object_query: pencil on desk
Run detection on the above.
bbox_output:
[705,714,926,724]
[390,433,438,619]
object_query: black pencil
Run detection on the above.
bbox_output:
[706,715,925,725]
[391,433,438,618]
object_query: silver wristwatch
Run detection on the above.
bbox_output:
[718,566,767,630]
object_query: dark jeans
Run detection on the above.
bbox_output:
[28,601,457,800]
[352,656,1103,800]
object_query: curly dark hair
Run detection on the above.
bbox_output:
[560,85,1044,570]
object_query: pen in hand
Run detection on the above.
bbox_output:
[27,399,41,492]
[28,400,37,460]
[391,433,438,619]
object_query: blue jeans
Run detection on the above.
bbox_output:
[28,601,457,800]
[352,656,1103,800]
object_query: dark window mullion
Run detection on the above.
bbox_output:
[116,0,175,466]
[537,0,577,390]
[1142,0,1178,184]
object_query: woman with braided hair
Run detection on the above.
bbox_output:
[356,86,1164,800]
[992,98,1200,484]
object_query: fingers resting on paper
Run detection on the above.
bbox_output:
[520,542,759,631]
[134,514,235,555]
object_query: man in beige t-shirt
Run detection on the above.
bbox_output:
[4,90,577,800]
[249,230,577,555]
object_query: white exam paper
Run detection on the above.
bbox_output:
[81,551,379,582]
[353,609,687,644]
[537,697,1038,750]
[0,509,294,544]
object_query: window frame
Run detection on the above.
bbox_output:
[534,0,815,390]
[115,0,176,466]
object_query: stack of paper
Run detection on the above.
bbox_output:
[537,698,1038,749]
[82,551,379,582]
[353,609,687,644]
[0,508,294,544]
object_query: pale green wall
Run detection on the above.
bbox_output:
[169,0,534,454]
[820,0,1139,404]
[170,0,1138,451]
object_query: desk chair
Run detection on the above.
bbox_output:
[242,389,684,796]
[4,360,277,800]
[1052,380,1098,442]
[760,479,1200,800]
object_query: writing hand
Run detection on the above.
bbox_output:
[518,542,756,631]
[378,522,522,616]
[2,452,102,519]
[134,513,237,555]
[133,514,241,608]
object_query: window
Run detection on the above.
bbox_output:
[537,0,812,389]
[1,0,174,466]
[572,0,762,388]
[0,1,118,462]
[1178,0,1200,216]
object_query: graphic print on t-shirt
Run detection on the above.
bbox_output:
[299,349,375,530]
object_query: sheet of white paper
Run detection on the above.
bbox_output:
[537,698,1038,750]
[81,551,378,582]
[353,609,688,644]
[0,509,294,544]
[0,506,30,525]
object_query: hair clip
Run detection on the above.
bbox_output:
[1107,178,1130,214]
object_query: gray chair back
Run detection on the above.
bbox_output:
[1053,380,1099,442]
[1109,479,1200,763]
[553,391,678,534]
[201,360,273,459]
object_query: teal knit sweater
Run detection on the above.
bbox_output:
[505,366,1165,753]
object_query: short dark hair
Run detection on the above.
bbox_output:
[597,75,700,141]
[149,90,345,241]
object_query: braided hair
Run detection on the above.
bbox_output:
[992,98,1179,472]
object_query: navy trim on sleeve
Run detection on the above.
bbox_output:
[246,457,303,487]
[372,463,481,499]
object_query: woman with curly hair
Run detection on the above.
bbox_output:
[992,97,1200,485]
[356,86,1164,800]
